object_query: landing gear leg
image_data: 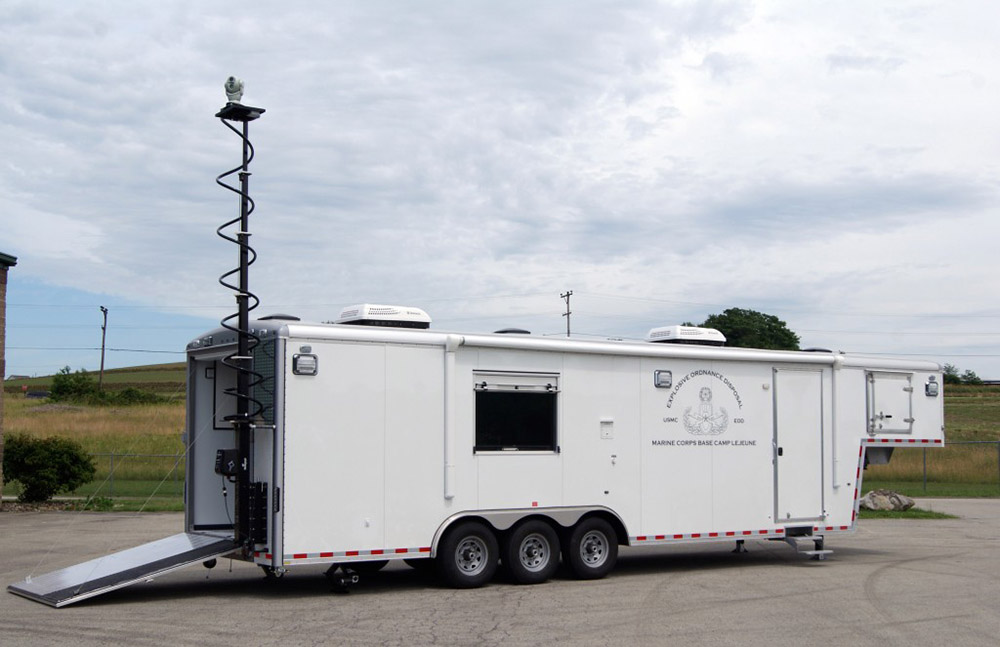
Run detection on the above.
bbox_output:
[812,537,826,561]
[732,539,748,554]
[325,564,360,593]
[260,565,285,580]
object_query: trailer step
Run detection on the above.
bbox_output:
[8,532,236,608]
[783,536,833,561]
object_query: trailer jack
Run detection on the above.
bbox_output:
[260,565,285,580]
[325,565,360,593]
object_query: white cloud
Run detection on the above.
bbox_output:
[2,0,1000,377]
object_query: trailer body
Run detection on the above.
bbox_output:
[188,319,943,571]
[10,316,945,605]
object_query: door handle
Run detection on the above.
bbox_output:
[777,447,784,457]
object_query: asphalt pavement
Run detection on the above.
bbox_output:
[0,499,997,646]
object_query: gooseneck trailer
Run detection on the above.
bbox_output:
[9,306,944,606]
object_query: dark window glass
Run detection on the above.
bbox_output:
[475,391,557,451]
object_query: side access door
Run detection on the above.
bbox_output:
[773,368,825,523]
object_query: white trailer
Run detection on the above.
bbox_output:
[9,306,945,606]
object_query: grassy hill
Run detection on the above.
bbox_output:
[4,362,186,396]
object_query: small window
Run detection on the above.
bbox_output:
[474,372,559,452]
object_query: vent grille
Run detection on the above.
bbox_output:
[251,338,276,425]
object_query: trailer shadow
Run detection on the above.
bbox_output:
[79,563,442,607]
[76,541,889,608]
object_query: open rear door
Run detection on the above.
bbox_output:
[7,532,235,608]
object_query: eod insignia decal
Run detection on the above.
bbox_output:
[683,386,728,435]
[654,370,754,447]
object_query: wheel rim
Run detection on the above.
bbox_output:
[518,533,551,573]
[579,530,608,567]
[455,536,488,575]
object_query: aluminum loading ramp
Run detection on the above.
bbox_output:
[8,532,237,608]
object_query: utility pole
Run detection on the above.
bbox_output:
[560,290,573,337]
[99,306,108,391]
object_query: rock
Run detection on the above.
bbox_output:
[859,489,915,511]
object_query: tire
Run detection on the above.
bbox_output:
[503,520,560,584]
[436,520,499,588]
[345,559,388,574]
[564,517,618,580]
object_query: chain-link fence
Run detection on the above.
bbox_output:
[87,452,185,497]
[865,440,1000,493]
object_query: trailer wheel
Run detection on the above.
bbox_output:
[565,517,617,580]
[437,520,498,588]
[504,520,560,584]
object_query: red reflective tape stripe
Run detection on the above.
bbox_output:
[395,548,408,554]
[708,532,718,537]
[266,553,272,560]
[419,546,431,553]
[691,533,701,538]
[742,530,752,535]
[293,553,307,559]
[320,552,334,558]
[371,549,384,555]
[775,528,784,534]
[531,501,538,507]
[637,535,647,541]
[655,535,665,540]
[725,531,735,536]
[674,534,684,539]
[346,550,359,556]
[758,530,768,535]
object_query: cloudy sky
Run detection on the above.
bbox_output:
[2,1,998,379]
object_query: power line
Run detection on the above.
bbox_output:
[8,346,184,354]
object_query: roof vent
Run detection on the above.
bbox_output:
[257,313,300,321]
[646,325,726,346]
[494,328,531,335]
[335,304,431,329]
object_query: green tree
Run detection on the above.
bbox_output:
[960,369,983,385]
[50,366,98,402]
[2,434,96,502]
[48,366,163,405]
[942,364,961,385]
[700,308,800,350]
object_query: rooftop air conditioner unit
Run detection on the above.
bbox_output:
[646,325,726,346]
[335,304,432,329]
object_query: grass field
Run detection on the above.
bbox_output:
[857,507,957,520]
[2,363,187,508]
[863,384,1000,497]
[3,362,186,397]
[1,367,998,508]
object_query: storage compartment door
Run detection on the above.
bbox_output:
[867,371,914,434]
[774,368,824,522]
